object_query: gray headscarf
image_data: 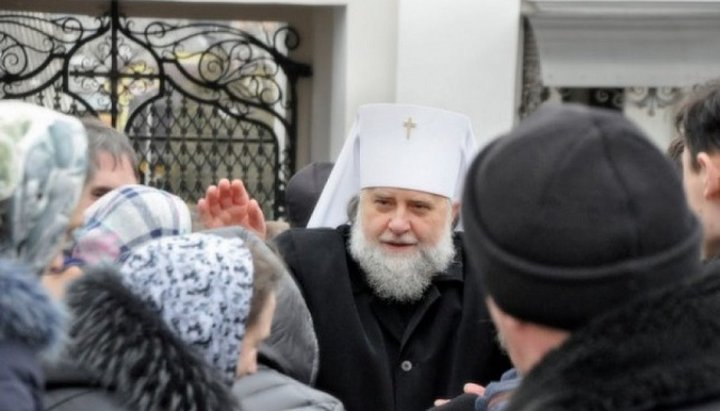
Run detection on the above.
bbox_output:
[0,102,87,275]
[118,233,254,385]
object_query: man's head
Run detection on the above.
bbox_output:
[463,104,702,373]
[307,104,478,301]
[349,187,458,302]
[285,162,333,228]
[675,80,720,258]
[70,117,139,228]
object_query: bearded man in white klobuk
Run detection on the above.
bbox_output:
[197,103,510,411]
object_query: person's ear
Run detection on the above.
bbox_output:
[451,202,460,221]
[697,153,720,198]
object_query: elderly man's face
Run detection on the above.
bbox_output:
[358,187,456,252]
[349,187,458,302]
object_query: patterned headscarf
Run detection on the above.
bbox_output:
[0,101,87,275]
[118,233,253,384]
[71,184,192,266]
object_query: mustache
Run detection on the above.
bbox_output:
[378,232,418,245]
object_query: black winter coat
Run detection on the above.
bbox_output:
[42,268,238,411]
[274,225,509,411]
[505,267,720,411]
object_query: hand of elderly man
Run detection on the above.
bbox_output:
[196,178,267,239]
[432,383,486,407]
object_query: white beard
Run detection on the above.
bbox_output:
[348,212,456,303]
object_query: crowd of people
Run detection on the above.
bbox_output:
[2,78,720,411]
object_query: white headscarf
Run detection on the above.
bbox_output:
[0,102,87,274]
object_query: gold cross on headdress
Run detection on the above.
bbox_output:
[403,117,417,139]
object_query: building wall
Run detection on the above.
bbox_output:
[396,0,521,149]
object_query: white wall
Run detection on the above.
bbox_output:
[300,0,522,160]
[327,0,399,160]
[396,0,522,147]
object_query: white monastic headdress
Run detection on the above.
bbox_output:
[307,103,478,229]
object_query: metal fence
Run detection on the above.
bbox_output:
[0,0,312,218]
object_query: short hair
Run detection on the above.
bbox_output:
[666,136,685,175]
[674,79,720,171]
[80,117,139,181]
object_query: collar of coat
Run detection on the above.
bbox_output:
[506,270,720,411]
[64,266,239,411]
[0,261,64,353]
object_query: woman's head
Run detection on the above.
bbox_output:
[72,184,192,266]
[0,101,87,275]
[117,232,281,384]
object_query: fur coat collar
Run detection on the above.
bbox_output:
[64,267,239,411]
[506,271,720,411]
[0,261,64,351]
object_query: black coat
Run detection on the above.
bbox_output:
[42,267,238,411]
[505,268,720,411]
[275,226,509,411]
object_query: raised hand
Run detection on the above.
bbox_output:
[196,178,267,239]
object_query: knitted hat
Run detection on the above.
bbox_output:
[72,184,192,265]
[0,102,87,275]
[285,162,333,227]
[118,233,253,384]
[462,103,702,330]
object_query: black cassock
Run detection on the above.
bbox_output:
[274,225,509,411]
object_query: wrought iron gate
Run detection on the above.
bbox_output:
[0,1,312,218]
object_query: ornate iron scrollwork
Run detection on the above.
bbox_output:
[0,4,311,219]
[625,87,683,116]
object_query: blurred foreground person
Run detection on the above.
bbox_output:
[675,79,720,261]
[0,102,87,411]
[462,104,720,411]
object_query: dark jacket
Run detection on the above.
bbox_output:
[505,269,720,411]
[274,226,509,411]
[231,243,345,411]
[42,267,238,411]
[0,261,64,411]
[233,365,344,411]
